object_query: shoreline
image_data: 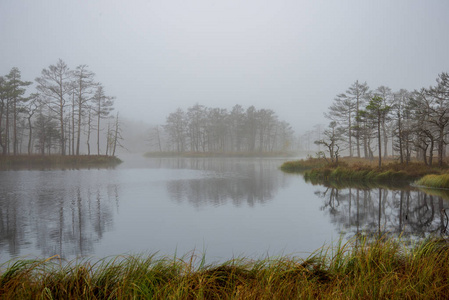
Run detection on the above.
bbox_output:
[143,151,298,158]
[280,157,449,189]
[0,155,122,170]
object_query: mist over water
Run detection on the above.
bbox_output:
[0,155,448,263]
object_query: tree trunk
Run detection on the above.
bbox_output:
[438,125,444,167]
[86,109,91,155]
[27,116,33,155]
[5,99,10,154]
[398,112,403,164]
[76,88,82,156]
[382,121,388,157]
[13,97,17,155]
[97,107,101,155]
[377,112,382,168]
[59,101,65,155]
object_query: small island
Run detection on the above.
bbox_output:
[0,62,123,170]
[281,156,449,188]
[0,155,122,170]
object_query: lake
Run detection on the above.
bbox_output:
[0,155,448,264]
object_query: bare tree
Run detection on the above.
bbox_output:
[326,93,356,157]
[73,65,97,155]
[24,94,40,155]
[374,86,393,157]
[427,73,449,167]
[92,86,114,155]
[35,59,74,155]
[164,108,187,153]
[315,121,345,163]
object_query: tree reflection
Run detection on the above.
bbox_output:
[0,172,119,261]
[165,158,288,207]
[314,185,449,239]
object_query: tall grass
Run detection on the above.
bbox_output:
[1,237,449,299]
[415,174,449,189]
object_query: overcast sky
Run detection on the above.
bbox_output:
[1,0,449,132]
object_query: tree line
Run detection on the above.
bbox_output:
[148,104,294,154]
[0,59,122,156]
[318,72,449,167]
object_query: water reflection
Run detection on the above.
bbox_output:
[164,158,288,207]
[0,171,118,260]
[3,156,449,264]
[315,185,449,239]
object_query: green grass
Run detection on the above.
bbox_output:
[281,157,443,186]
[0,155,122,170]
[415,173,449,189]
[280,157,327,173]
[1,237,449,299]
[303,164,418,183]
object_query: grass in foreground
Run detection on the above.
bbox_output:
[1,237,449,299]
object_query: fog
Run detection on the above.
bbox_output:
[1,0,449,133]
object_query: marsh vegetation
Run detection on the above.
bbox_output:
[1,237,449,299]
[281,157,449,189]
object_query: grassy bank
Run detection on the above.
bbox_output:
[281,158,442,185]
[144,151,296,158]
[1,237,449,299]
[415,174,449,190]
[0,155,122,170]
[279,157,327,172]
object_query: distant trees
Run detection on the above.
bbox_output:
[0,60,119,156]
[321,72,449,166]
[154,104,294,154]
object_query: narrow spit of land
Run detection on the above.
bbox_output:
[0,237,448,299]
[281,157,449,189]
[0,155,122,170]
[144,151,297,158]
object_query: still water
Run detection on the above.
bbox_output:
[0,155,448,263]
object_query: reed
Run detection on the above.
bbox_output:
[1,237,449,299]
